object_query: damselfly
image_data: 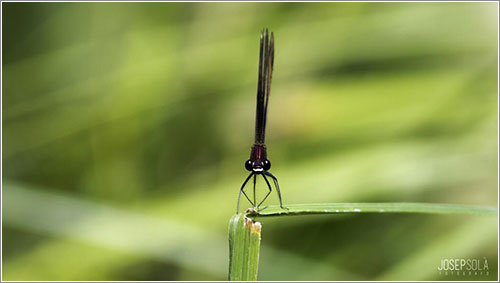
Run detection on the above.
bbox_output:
[237,29,286,212]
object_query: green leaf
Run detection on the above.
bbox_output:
[228,213,262,281]
[229,202,495,280]
[249,203,498,217]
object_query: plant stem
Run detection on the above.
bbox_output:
[247,202,497,218]
[228,213,262,281]
[229,202,496,280]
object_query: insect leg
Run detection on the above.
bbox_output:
[253,174,257,206]
[264,171,288,210]
[237,172,255,212]
[257,173,273,209]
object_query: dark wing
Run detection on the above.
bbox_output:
[254,29,275,144]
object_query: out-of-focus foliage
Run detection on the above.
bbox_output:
[2,2,498,281]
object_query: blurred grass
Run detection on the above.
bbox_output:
[2,2,498,281]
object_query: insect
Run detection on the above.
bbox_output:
[237,29,286,212]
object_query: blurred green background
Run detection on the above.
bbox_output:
[2,2,498,281]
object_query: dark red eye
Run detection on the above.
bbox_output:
[263,159,271,171]
[245,160,253,171]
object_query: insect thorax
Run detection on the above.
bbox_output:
[250,143,267,161]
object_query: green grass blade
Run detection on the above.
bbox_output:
[228,213,245,280]
[229,202,495,280]
[250,203,498,217]
[245,221,261,281]
[228,213,262,281]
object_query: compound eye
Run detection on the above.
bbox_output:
[263,159,271,171]
[245,160,253,171]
